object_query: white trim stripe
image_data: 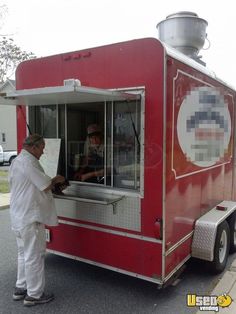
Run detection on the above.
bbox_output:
[58,219,162,244]
[165,231,194,256]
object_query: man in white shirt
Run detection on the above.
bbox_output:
[8,134,66,306]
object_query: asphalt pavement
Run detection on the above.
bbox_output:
[0,202,235,314]
[1,207,189,314]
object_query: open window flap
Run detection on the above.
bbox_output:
[2,84,140,106]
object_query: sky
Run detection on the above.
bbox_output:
[1,0,236,88]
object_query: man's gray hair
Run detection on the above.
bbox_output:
[23,134,44,147]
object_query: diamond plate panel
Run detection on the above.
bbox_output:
[191,201,236,261]
[55,195,141,231]
[191,221,217,261]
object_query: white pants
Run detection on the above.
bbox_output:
[13,222,46,298]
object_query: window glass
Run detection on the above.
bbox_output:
[113,101,140,190]
[67,103,105,183]
[29,97,141,191]
[29,104,63,174]
[29,105,57,137]
[58,105,66,175]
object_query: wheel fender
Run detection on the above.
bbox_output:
[191,201,236,261]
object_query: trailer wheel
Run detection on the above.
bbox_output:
[228,212,236,253]
[211,220,230,273]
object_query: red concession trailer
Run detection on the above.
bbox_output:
[4,12,236,286]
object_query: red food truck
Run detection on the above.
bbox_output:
[3,12,236,286]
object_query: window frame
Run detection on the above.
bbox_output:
[29,87,145,196]
[1,133,6,143]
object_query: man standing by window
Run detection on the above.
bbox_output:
[8,134,66,306]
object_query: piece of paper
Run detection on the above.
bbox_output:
[40,138,61,178]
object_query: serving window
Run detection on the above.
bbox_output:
[29,96,142,192]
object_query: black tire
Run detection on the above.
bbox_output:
[228,212,236,253]
[9,156,16,165]
[211,220,230,273]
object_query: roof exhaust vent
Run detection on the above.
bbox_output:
[156,11,208,65]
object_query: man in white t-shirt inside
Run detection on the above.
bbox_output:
[8,134,66,307]
[74,124,110,184]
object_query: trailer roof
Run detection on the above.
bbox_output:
[163,42,236,91]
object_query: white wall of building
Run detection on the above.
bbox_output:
[0,80,17,150]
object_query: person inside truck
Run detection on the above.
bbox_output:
[74,124,108,183]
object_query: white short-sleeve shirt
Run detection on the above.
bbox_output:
[8,149,58,230]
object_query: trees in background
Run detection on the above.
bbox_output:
[0,3,35,83]
[0,37,35,83]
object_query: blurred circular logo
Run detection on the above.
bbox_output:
[177,87,231,167]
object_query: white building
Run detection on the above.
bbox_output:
[0,79,17,150]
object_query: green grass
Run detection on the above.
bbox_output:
[0,170,7,176]
[0,181,9,193]
[0,170,9,193]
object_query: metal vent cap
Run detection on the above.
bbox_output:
[156,11,208,59]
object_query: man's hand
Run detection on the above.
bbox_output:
[52,175,65,186]
[81,169,104,182]
[44,175,68,192]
